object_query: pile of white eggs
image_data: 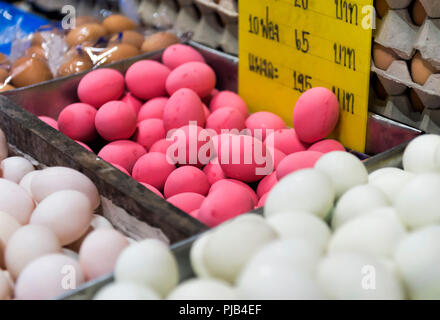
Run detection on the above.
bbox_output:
[95,134,440,300]
[0,129,131,300]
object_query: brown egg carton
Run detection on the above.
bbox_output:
[137,0,238,55]
[380,0,440,17]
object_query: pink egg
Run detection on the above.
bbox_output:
[164,166,210,198]
[121,92,142,114]
[166,62,216,98]
[111,163,130,175]
[137,97,168,122]
[132,152,176,190]
[140,183,164,198]
[293,87,340,143]
[198,182,254,227]
[257,193,269,208]
[98,140,146,174]
[206,107,246,134]
[167,192,205,214]
[264,128,307,155]
[168,124,213,168]
[308,139,345,153]
[0,178,35,225]
[202,88,219,106]
[163,88,206,131]
[203,104,211,119]
[15,254,84,300]
[58,103,97,142]
[256,172,278,198]
[276,151,324,180]
[79,229,129,280]
[38,116,58,130]
[245,111,286,141]
[210,179,258,207]
[217,134,273,182]
[133,119,166,150]
[95,101,137,141]
[265,147,286,171]
[125,60,170,100]
[162,44,205,70]
[77,69,125,108]
[203,158,225,185]
[189,209,199,219]
[209,91,248,117]
[75,140,93,151]
[149,138,173,154]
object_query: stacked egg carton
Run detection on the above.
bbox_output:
[370,0,440,134]
[137,0,238,55]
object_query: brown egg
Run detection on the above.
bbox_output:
[412,0,427,26]
[25,46,46,60]
[57,55,93,77]
[10,57,52,88]
[411,51,437,86]
[409,89,425,112]
[0,69,8,84]
[373,43,398,71]
[102,15,137,34]
[109,30,144,48]
[0,84,14,93]
[0,53,8,65]
[100,44,140,65]
[375,0,389,19]
[141,32,179,53]
[66,23,107,47]
[75,16,100,27]
[31,32,45,47]
[373,75,388,100]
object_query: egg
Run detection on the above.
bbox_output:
[206,107,246,134]
[409,89,425,112]
[210,179,258,207]
[167,192,205,213]
[14,254,84,300]
[373,43,398,71]
[0,179,35,224]
[57,55,92,77]
[38,116,58,130]
[5,225,61,279]
[109,30,144,48]
[276,151,323,180]
[375,0,389,19]
[164,166,210,198]
[265,169,335,219]
[203,158,226,185]
[98,140,146,174]
[256,172,278,198]
[368,168,413,203]
[264,128,307,155]
[209,90,249,118]
[137,97,168,122]
[402,134,440,173]
[314,151,368,198]
[1,156,34,184]
[190,231,212,278]
[162,44,206,70]
[30,190,93,245]
[245,111,286,141]
[94,282,160,300]
[149,139,173,154]
[102,15,137,34]
[308,139,345,153]
[0,53,8,64]
[74,16,100,27]
[0,211,21,268]
[412,0,427,26]
[114,239,178,297]
[30,166,100,209]
[411,52,437,86]
[66,23,107,47]
[141,32,179,53]
[168,279,236,300]
[95,101,137,141]
[132,152,176,190]
[10,57,52,88]
[79,229,129,280]
[58,103,97,142]
[19,170,40,195]
[100,44,140,65]
[133,119,166,150]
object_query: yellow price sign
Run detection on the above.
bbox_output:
[238,0,374,152]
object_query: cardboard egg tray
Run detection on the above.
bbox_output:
[138,0,238,55]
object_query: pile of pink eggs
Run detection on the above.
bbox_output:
[39,43,345,227]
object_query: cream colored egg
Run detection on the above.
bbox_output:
[168,279,236,300]
[190,232,212,278]
[114,239,178,297]
[79,229,129,280]
[266,211,331,252]
[14,253,84,300]
[1,157,34,183]
[0,179,34,225]
[368,168,413,203]
[30,190,93,246]
[265,169,335,219]
[5,225,61,279]
[403,135,440,173]
[315,151,368,198]
[0,211,20,268]
[90,214,113,229]
[19,170,40,196]
[0,129,8,161]
[94,282,160,300]
[332,185,389,229]
[30,167,100,209]
[368,167,405,182]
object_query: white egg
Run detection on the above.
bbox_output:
[332,184,389,229]
[328,207,406,258]
[317,252,405,300]
[266,211,331,252]
[315,151,368,198]
[265,169,335,219]
[368,168,414,203]
[19,170,40,195]
[1,156,34,184]
[203,215,278,283]
[237,263,324,300]
[0,129,8,161]
[0,178,35,224]
[369,167,409,182]
[0,211,20,268]
[94,282,160,300]
[167,279,236,300]
[30,166,100,209]
[395,173,440,229]
[403,134,440,173]
[114,239,178,297]
[190,232,212,278]
[90,214,113,229]
[394,225,440,299]
[30,190,93,246]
